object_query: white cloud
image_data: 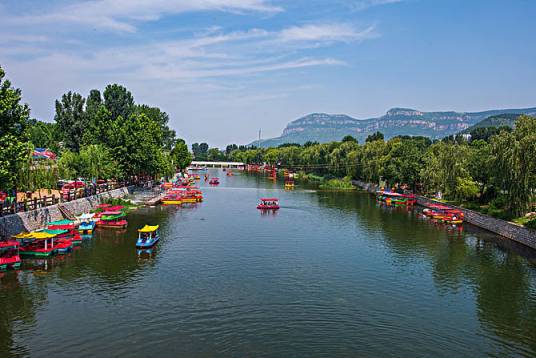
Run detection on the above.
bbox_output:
[349,0,401,12]
[6,0,282,32]
[279,23,376,42]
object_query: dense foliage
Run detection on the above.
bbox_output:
[224,118,536,218]
[0,66,190,193]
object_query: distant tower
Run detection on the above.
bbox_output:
[258,129,262,148]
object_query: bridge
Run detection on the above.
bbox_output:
[190,161,245,169]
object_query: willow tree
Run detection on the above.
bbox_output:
[491,115,536,215]
[420,141,475,199]
[79,144,120,181]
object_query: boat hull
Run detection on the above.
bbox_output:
[20,250,56,257]
[136,237,159,249]
[162,200,182,205]
[257,205,280,210]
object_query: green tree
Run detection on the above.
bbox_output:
[57,150,81,180]
[342,135,357,143]
[171,140,192,170]
[85,89,102,119]
[135,105,176,150]
[79,144,120,180]
[27,120,60,152]
[0,66,31,191]
[54,91,87,152]
[490,115,536,215]
[103,84,134,121]
[366,131,384,143]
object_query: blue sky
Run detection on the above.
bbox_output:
[1,0,535,147]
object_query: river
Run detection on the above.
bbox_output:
[2,169,536,357]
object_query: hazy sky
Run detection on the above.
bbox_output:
[1,0,535,147]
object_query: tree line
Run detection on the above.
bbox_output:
[0,66,192,194]
[222,123,536,219]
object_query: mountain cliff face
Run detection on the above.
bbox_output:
[253,107,536,147]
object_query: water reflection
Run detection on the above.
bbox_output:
[1,172,536,356]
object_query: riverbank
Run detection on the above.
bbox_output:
[0,186,133,239]
[352,179,536,250]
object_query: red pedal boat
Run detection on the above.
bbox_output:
[257,198,280,210]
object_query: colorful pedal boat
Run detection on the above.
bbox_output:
[0,240,21,270]
[14,232,57,257]
[96,211,128,228]
[47,219,77,230]
[162,193,183,205]
[257,198,280,210]
[209,178,220,185]
[376,191,416,205]
[77,213,96,234]
[136,225,160,249]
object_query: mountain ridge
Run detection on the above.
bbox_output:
[252,107,536,147]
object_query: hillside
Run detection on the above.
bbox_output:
[461,113,521,133]
[252,107,536,147]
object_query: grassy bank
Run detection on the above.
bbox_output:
[318,177,356,190]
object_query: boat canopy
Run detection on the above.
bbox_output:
[101,214,125,221]
[108,205,125,211]
[260,198,279,201]
[47,219,74,226]
[14,232,56,239]
[77,213,95,220]
[101,211,123,216]
[43,229,69,235]
[96,203,111,209]
[138,225,159,233]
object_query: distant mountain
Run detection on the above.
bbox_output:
[252,107,536,147]
[461,113,522,133]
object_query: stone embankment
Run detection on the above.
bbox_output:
[0,187,132,240]
[352,180,536,250]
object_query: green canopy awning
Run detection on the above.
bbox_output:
[47,219,74,226]
[43,229,69,235]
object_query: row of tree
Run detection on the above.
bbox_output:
[222,122,536,217]
[0,66,192,194]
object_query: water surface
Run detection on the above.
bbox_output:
[2,170,536,357]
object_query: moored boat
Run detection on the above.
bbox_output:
[96,211,128,228]
[376,191,416,206]
[257,198,280,210]
[14,232,57,257]
[209,177,220,185]
[136,225,160,249]
[423,204,464,224]
[77,213,96,234]
[0,240,21,270]
[47,219,77,230]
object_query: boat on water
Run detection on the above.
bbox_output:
[136,225,160,249]
[162,192,183,205]
[257,198,280,210]
[0,240,21,270]
[47,219,77,230]
[77,213,96,234]
[423,204,464,224]
[376,191,416,206]
[284,181,295,190]
[14,232,58,257]
[209,177,220,185]
[96,211,128,228]
[42,229,76,252]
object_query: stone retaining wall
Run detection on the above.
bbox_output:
[352,180,536,250]
[0,186,132,239]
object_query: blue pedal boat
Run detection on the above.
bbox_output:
[136,225,160,249]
